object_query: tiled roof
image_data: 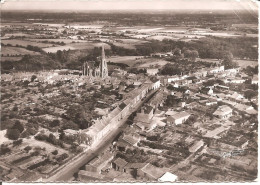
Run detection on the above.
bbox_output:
[122,134,139,145]
[171,111,190,120]
[140,163,165,180]
[113,158,128,168]
[213,105,232,116]
[189,140,204,153]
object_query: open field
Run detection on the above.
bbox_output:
[4,32,33,37]
[43,42,111,53]
[197,58,258,69]
[196,32,241,37]
[29,38,89,44]
[197,58,221,63]
[107,56,168,68]
[146,35,178,41]
[117,39,148,44]
[136,58,169,68]
[113,42,136,49]
[43,45,75,53]
[68,42,111,50]
[126,34,150,39]
[107,56,144,67]
[1,56,23,61]
[235,59,258,68]
[2,46,41,56]
[2,39,55,48]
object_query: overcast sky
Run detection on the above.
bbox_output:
[1,0,258,11]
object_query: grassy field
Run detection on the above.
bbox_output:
[43,42,110,53]
[235,59,258,68]
[30,38,89,44]
[113,42,136,49]
[146,35,178,41]
[107,56,144,67]
[68,42,111,50]
[2,46,41,56]
[107,56,168,68]
[1,56,23,61]
[4,32,32,37]
[2,39,54,48]
[117,38,148,44]
[42,45,75,53]
[197,58,221,63]
[197,58,258,69]
[137,58,169,68]
[112,38,148,49]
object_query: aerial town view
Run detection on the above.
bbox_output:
[0,0,258,183]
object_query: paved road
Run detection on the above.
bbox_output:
[45,89,157,182]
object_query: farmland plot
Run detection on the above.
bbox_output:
[2,39,54,48]
[43,42,111,53]
[1,46,41,56]
[107,56,145,67]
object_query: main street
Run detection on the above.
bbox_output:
[45,89,158,182]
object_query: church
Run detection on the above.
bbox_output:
[82,45,108,79]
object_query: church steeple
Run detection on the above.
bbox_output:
[100,44,108,78]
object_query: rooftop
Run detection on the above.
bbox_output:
[158,172,178,182]
[140,163,166,180]
[171,111,190,120]
[213,105,232,116]
[113,157,128,168]
[122,134,139,146]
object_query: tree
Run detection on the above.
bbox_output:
[184,49,191,58]
[48,133,57,145]
[52,150,58,155]
[24,146,32,152]
[61,153,69,160]
[222,51,238,69]
[13,139,23,146]
[165,95,181,107]
[0,145,11,155]
[49,119,60,127]
[190,50,199,62]
[13,120,24,133]
[31,75,37,82]
[6,129,20,140]
[244,89,257,100]
[174,48,182,56]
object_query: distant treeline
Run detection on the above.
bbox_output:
[108,36,257,60]
[2,11,257,28]
[1,55,62,73]
[1,36,257,73]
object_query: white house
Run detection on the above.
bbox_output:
[213,105,232,119]
[166,111,190,125]
[147,68,159,76]
[158,172,178,182]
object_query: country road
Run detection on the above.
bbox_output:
[45,89,158,182]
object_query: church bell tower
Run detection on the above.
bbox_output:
[100,44,108,79]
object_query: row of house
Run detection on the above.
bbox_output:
[79,79,161,146]
[161,66,244,86]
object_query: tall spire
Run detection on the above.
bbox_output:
[100,44,108,78]
[102,44,105,60]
